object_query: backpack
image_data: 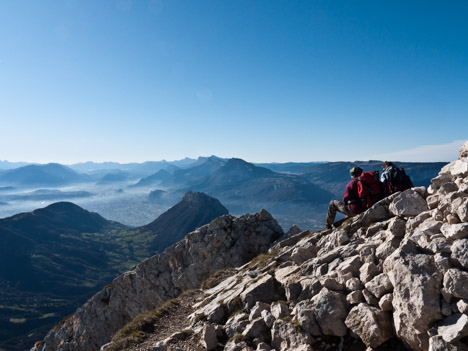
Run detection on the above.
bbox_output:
[387,167,413,193]
[357,171,384,208]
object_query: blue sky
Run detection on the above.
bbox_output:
[0,0,466,163]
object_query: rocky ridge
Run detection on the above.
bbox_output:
[32,210,283,351]
[34,141,468,351]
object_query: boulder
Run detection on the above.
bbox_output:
[451,239,468,269]
[418,219,443,235]
[224,313,249,338]
[241,274,279,309]
[441,223,468,240]
[359,262,380,284]
[249,302,271,321]
[444,269,468,300]
[261,310,275,328]
[438,313,468,343]
[365,273,393,299]
[291,244,318,265]
[200,324,218,351]
[345,303,394,348]
[387,217,407,237]
[270,319,313,351]
[389,190,429,217]
[243,317,268,339]
[270,302,290,319]
[428,336,468,351]
[293,300,321,336]
[384,251,442,351]
[347,290,364,305]
[311,288,348,336]
[345,277,362,291]
[455,198,468,222]
[379,293,393,312]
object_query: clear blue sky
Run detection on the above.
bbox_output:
[0,0,466,163]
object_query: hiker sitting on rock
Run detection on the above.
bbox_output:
[325,167,367,229]
[380,161,413,195]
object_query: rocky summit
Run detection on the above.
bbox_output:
[33,141,468,351]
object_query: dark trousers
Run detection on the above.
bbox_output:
[326,200,355,227]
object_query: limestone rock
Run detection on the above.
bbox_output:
[459,141,468,161]
[418,219,443,235]
[241,274,280,309]
[451,239,468,269]
[439,182,459,195]
[441,223,468,240]
[384,251,442,351]
[455,198,468,222]
[243,317,268,339]
[224,340,252,351]
[360,262,380,284]
[387,217,407,237]
[444,268,468,300]
[345,277,362,291]
[345,303,393,348]
[270,302,290,319]
[261,309,275,328]
[270,319,313,351]
[365,273,393,299]
[446,160,468,178]
[428,335,468,351]
[292,300,321,336]
[379,293,393,311]
[311,288,348,336]
[225,313,249,338]
[389,189,429,217]
[200,324,218,351]
[438,313,468,343]
[347,290,364,305]
[249,302,271,321]
[291,244,318,264]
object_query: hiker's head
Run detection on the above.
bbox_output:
[349,167,362,178]
[382,161,394,171]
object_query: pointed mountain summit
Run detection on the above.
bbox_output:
[140,191,228,252]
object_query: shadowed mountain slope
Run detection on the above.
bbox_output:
[139,191,229,252]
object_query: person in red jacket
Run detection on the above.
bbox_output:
[325,166,367,229]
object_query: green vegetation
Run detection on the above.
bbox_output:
[201,268,237,290]
[247,249,279,270]
[107,299,179,351]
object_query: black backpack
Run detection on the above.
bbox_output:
[387,167,413,192]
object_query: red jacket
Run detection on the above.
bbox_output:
[343,178,367,215]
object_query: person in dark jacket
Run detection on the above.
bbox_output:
[325,166,367,229]
[380,161,414,195]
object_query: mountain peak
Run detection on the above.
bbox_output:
[140,192,228,252]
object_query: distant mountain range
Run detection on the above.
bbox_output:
[0,192,228,351]
[0,163,88,187]
[0,156,448,231]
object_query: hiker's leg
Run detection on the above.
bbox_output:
[326,200,341,227]
[336,202,355,218]
[326,200,354,227]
